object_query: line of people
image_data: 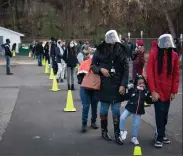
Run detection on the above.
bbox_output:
[77,30,180,149]
[30,38,93,91]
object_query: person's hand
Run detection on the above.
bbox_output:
[119,86,126,95]
[100,68,110,77]
[170,94,175,101]
[151,91,160,102]
[127,83,134,89]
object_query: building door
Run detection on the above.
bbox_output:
[0,36,3,52]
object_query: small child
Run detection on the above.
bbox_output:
[120,74,152,145]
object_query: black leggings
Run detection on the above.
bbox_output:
[154,100,170,142]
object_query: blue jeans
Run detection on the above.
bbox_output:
[37,55,42,66]
[120,109,141,137]
[80,87,98,123]
[5,55,10,74]
[100,102,121,116]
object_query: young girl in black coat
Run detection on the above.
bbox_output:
[120,74,152,145]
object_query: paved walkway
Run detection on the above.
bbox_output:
[0,56,182,156]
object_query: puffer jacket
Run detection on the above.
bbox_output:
[4,43,12,57]
[77,58,92,84]
[91,41,129,103]
[150,40,158,52]
[123,87,152,115]
[146,48,180,102]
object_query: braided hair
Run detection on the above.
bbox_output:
[157,47,172,76]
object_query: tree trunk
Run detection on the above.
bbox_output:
[8,0,15,30]
[162,0,176,38]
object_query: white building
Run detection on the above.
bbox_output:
[0,26,24,53]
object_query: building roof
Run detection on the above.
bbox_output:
[0,26,24,37]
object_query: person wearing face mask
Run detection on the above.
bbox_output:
[91,30,129,145]
[77,48,99,132]
[55,39,64,82]
[61,40,67,79]
[132,40,145,79]
[50,37,58,74]
[44,42,50,64]
[63,40,78,90]
[119,74,152,145]
[146,34,180,148]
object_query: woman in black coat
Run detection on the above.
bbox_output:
[91,30,129,145]
[63,40,78,90]
[44,42,50,64]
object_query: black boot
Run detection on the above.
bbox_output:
[82,121,87,133]
[91,120,98,129]
[113,116,123,145]
[100,115,112,141]
[68,84,71,90]
[56,79,59,83]
[71,84,75,90]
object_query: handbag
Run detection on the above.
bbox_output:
[81,70,101,90]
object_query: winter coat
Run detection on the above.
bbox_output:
[55,46,62,63]
[63,47,78,68]
[132,47,145,79]
[77,58,92,84]
[4,43,12,57]
[150,40,158,52]
[122,42,130,58]
[50,43,56,57]
[146,48,180,102]
[91,41,129,103]
[127,42,134,59]
[36,43,44,56]
[44,44,49,57]
[123,87,152,115]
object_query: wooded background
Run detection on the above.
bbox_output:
[0,0,182,40]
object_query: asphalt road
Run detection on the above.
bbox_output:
[0,56,182,156]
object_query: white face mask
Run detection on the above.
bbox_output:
[90,54,93,58]
[70,43,74,48]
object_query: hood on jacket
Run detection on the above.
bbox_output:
[136,40,144,46]
[151,40,158,48]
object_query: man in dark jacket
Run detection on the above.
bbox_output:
[4,39,13,75]
[50,37,58,74]
[36,41,44,66]
[91,30,129,145]
[121,37,131,60]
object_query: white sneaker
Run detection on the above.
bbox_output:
[131,137,139,145]
[120,131,128,140]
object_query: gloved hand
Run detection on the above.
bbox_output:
[127,83,134,89]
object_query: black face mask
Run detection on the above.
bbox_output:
[58,42,61,44]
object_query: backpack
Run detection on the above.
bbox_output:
[1,44,5,55]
